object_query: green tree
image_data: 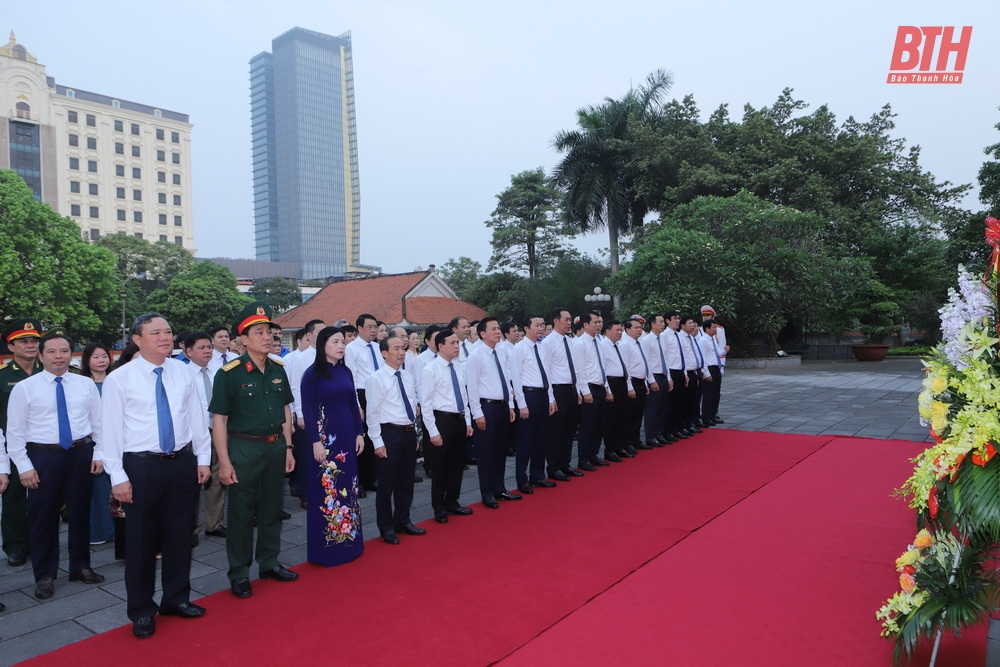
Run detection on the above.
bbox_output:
[525,253,611,318]
[438,257,484,302]
[96,233,195,291]
[553,69,674,274]
[0,170,118,340]
[485,168,571,279]
[249,276,302,314]
[144,261,251,333]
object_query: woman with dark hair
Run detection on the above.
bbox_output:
[406,330,421,364]
[112,342,139,370]
[81,343,115,545]
[300,326,365,566]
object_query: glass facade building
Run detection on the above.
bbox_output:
[251,27,362,279]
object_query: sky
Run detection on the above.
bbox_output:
[7,1,999,274]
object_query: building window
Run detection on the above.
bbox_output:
[86,114,96,127]
[114,142,124,155]
[158,192,167,204]
[70,181,80,193]
[134,211,143,223]
[159,214,167,225]
[71,204,81,216]
[112,100,120,109]
[171,152,180,164]
[131,145,140,158]
[131,123,140,136]
[171,131,180,144]
[133,189,142,201]
[69,157,79,170]
[14,101,30,119]
[154,109,162,117]
[156,128,164,140]
[156,150,165,162]
[159,234,168,242]
[117,209,126,221]
[174,215,182,226]
[88,183,98,196]
[174,237,183,246]
[157,171,166,183]
[132,167,141,179]
[68,134,79,147]
[90,228,100,240]
[114,120,123,132]
[67,110,78,123]
[172,194,181,206]
[87,160,98,173]
[86,137,97,150]
[115,164,125,177]
[89,206,99,219]
[116,187,125,199]
[172,173,181,185]
[134,233,143,239]
[66,90,75,99]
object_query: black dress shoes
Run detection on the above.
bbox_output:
[663,434,678,443]
[605,452,623,463]
[133,615,155,638]
[636,442,653,450]
[434,512,449,524]
[359,489,367,498]
[69,567,105,584]
[0,601,5,613]
[466,457,478,466]
[483,497,500,509]
[280,511,292,520]
[714,417,725,424]
[625,445,639,455]
[531,478,556,488]
[592,458,610,467]
[648,440,664,448]
[7,551,27,567]
[205,526,227,538]
[446,505,473,516]
[259,565,299,582]
[578,462,597,472]
[620,450,636,459]
[496,491,522,501]
[231,577,252,598]
[689,426,703,434]
[160,602,206,618]
[673,431,689,440]
[549,470,571,482]
[381,531,400,545]
[562,467,584,477]
[35,579,54,599]
[517,483,535,495]
[395,523,426,536]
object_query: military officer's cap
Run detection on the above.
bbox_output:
[234,302,276,336]
[3,318,43,344]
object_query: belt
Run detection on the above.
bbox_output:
[607,375,626,381]
[552,383,574,388]
[433,410,465,419]
[522,386,546,392]
[228,431,281,442]
[125,445,190,460]
[27,436,94,450]
[480,398,506,405]
[588,383,604,390]
[630,377,645,382]
[382,423,415,432]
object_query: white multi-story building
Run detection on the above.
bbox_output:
[0,32,195,249]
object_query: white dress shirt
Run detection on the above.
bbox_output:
[622,335,653,383]
[345,337,381,392]
[365,366,417,451]
[575,332,610,394]
[641,331,669,376]
[599,337,628,379]
[715,325,728,366]
[539,330,588,396]
[420,356,471,438]
[509,338,555,406]
[466,343,514,420]
[700,333,725,373]
[286,346,317,419]
[101,355,212,486]
[207,348,237,376]
[663,329,685,371]
[188,362,215,430]
[6,370,103,473]
[681,332,709,377]
[0,429,8,475]
[411,348,437,406]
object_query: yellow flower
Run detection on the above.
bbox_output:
[931,376,947,394]
[913,530,932,548]
[896,549,920,569]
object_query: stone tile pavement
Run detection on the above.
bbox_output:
[0,357,970,665]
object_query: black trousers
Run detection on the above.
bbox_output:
[603,377,628,455]
[578,384,606,465]
[27,443,94,582]
[290,424,310,500]
[375,424,418,534]
[474,400,510,500]
[626,377,647,446]
[122,448,199,620]
[427,412,468,513]
[356,390,378,488]
[701,365,722,423]
[644,373,668,442]
[516,389,548,485]
[686,371,702,425]
[547,384,579,475]
[667,369,687,433]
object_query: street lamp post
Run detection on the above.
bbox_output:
[118,276,138,347]
[584,286,612,317]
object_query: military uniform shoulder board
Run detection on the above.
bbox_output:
[222,359,242,372]
[270,357,284,366]
[0,363,7,371]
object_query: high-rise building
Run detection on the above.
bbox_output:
[0,32,196,248]
[251,27,370,280]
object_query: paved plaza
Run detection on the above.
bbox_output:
[0,357,971,665]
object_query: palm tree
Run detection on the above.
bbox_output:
[552,69,674,275]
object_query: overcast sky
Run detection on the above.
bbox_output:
[8,1,999,274]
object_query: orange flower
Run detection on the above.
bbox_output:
[913,529,933,549]
[928,487,939,519]
[903,565,916,575]
[900,572,916,593]
[930,429,943,444]
[950,454,967,481]
[972,443,997,467]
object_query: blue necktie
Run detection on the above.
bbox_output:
[448,362,464,413]
[55,376,73,449]
[613,342,626,377]
[153,367,175,453]
[368,343,380,370]
[395,370,415,423]
[636,339,650,377]
[462,342,469,359]
[593,338,606,382]
[656,335,667,374]
[222,352,228,364]
[688,336,704,369]
[674,332,685,371]
[493,350,509,403]
[533,344,549,391]
[713,338,722,366]
[563,336,577,385]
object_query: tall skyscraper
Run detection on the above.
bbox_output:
[251,27,367,279]
[0,32,195,248]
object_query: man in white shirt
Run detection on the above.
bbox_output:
[411,325,440,478]
[365,335,426,544]
[420,329,474,524]
[286,319,326,504]
[680,314,711,433]
[623,317,656,451]
[449,316,476,465]
[699,319,724,427]
[599,319,634,462]
[467,317,518,508]
[345,313,382,495]
[0,430,6,613]
[640,315,670,446]
[508,315,556,494]
[663,310,692,441]
[183,332,226,541]
[575,312,612,469]
[539,308,587,482]
[700,305,728,423]
[102,313,212,638]
[6,330,104,600]
[206,325,234,375]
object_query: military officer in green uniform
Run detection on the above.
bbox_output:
[1,318,44,567]
[209,302,298,599]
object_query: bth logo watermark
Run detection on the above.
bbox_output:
[887,26,972,84]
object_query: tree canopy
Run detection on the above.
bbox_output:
[144,261,251,333]
[249,276,302,314]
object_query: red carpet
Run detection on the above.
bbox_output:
[23,431,985,666]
